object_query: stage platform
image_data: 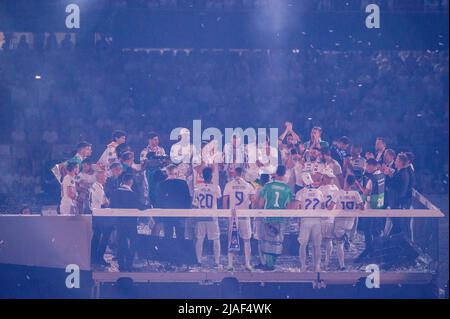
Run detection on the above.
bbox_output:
[91,238,437,298]
[91,265,437,299]
[93,269,434,285]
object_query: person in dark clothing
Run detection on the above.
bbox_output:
[404,152,416,204]
[330,136,350,167]
[104,162,123,199]
[143,151,170,207]
[381,148,396,209]
[375,137,387,164]
[120,151,136,177]
[355,158,386,261]
[392,153,413,209]
[155,164,191,240]
[153,164,192,265]
[109,174,140,271]
[390,153,412,240]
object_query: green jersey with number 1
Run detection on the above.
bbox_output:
[260,181,293,223]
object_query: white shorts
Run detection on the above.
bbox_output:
[195,221,220,241]
[334,217,355,240]
[321,218,335,239]
[237,218,252,240]
[298,218,322,246]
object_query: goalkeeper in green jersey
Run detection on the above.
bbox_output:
[257,165,295,270]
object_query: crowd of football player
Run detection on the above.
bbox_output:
[57,125,416,272]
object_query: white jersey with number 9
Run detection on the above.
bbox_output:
[223,177,256,209]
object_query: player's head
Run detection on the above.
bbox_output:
[286,133,296,146]
[121,173,134,187]
[95,169,107,184]
[109,162,123,177]
[311,126,322,140]
[275,165,286,179]
[344,174,356,190]
[321,167,335,185]
[375,137,386,152]
[120,151,134,164]
[76,141,92,157]
[81,157,93,172]
[405,152,414,165]
[165,164,178,178]
[366,158,379,173]
[112,130,127,145]
[66,161,79,175]
[395,153,409,169]
[310,147,321,161]
[321,147,332,162]
[260,173,270,186]
[202,167,213,183]
[116,143,131,158]
[178,128,190,142]
[148,132,159,147]
[234,166,243,178]
[350,144,362,157]
[337,136,350,150]
[384,149,396,164]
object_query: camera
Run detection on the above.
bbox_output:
[144,152,170,170]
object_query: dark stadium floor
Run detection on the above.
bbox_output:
[93,231,433,274]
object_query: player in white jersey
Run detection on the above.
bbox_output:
[97,130,126,170]
[243,143,260,184]
[59,162,79,215]
[89,169,112,266]
[192,167,222,268]
[257,136,279,176]
[223,166,256,271]
[170,128,198,195]
[321,148,344,188]
[294,173,324,272]
[318,167,340,269]
[329,175,364,270]
[302,147,325,182]
[139,132,166,164]
[193,140,221,188]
